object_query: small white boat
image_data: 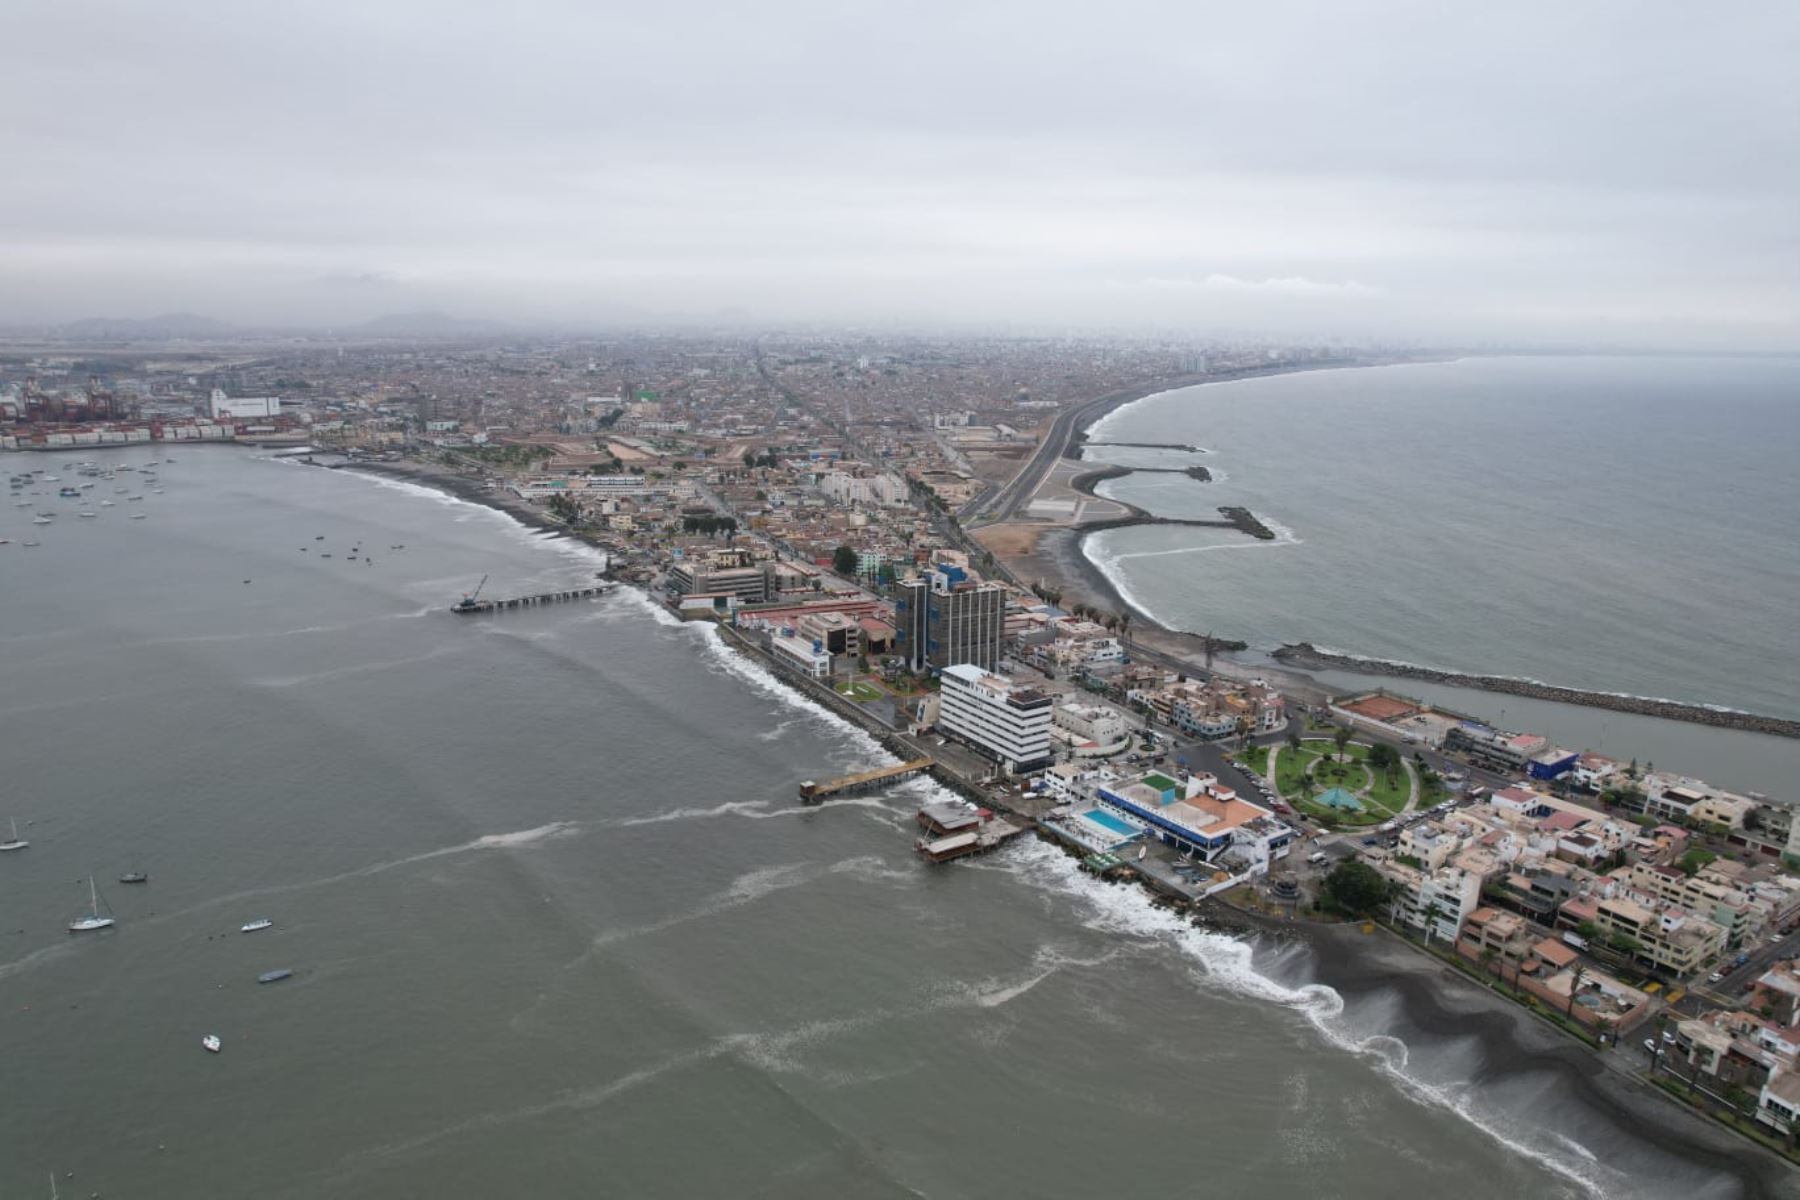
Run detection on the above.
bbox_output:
[241,918,273,933]
[202,1035,222,1053]
[32,516,51,525]
[76,511,97,519]
[68,876,116,933]
[0,817,27,852]
[131,513,147,520]
[22,540,40,548]
[100,500,115,508]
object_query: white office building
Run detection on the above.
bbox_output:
[771,635,831,678]
[938,664,1053,774]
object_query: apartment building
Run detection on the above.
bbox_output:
[1589,894,1727,977]
[1382,861,1482,943]
[1627,862,1761,947]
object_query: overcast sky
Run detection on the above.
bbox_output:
[3,1,1795,347]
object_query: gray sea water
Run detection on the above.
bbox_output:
[1085,355,1800,790]
[0,447,1766,1198]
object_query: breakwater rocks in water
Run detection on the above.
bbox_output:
[1080,439,1203,453]
[1274,642,1800,739]
[1068,463,1211,490]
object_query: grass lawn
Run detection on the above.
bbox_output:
[1367,763,1411,814]
[1235,746,1270,776]
[1275,748,1319,799]
[1312,759,1370,793]
[1297,796,1382,826]
[835,679,886,703]
[1304,738,1368,762]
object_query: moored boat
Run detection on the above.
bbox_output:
[241,918,273,933]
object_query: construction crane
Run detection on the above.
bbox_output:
[452,574,489,613]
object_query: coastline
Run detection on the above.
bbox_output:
[1036,364,1800,735]
[321,451,1795,1196]
[1246,911,1797,1199]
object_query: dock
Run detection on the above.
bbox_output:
[451,584,613,614]
[799,757,934,803]
[914,806,1030,863]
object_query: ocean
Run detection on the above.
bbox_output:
[0,446,1774,1198]
[1083,355,1800,790]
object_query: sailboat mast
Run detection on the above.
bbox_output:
[89,876,98,915]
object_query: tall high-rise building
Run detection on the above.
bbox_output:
[938,664,1053,774]
[894,568,1004,673]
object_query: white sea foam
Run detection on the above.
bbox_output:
[990,838,1616,1198]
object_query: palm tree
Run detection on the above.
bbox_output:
[1566,962,1589,1019]
[1332,726,1353,762]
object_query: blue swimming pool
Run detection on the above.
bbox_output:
[1081,808,1138,837]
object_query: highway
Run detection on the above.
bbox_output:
[963,381,1179,525]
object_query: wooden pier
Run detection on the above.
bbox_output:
[451,584,614,615]
[799,757,934,803]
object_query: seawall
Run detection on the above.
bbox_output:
[1275,642,1800,739]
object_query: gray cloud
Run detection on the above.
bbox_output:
[2,0,1795,346]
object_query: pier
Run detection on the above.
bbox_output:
[451,583,614,614]
[799,757,934,802]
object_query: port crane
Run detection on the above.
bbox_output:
[453,574,489,613]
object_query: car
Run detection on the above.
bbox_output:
[1644,1039,1663,1053]
[1708,971,1725,984]
[1734,953,1751,967]
[1361,836,1380,846]
[1661,1030,1677,1044]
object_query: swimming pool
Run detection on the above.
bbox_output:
[1081,808,1138,837]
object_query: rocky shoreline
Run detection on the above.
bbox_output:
[1276,642,1800,739]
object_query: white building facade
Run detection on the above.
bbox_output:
[938,664,1054,774]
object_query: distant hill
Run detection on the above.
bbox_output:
[57,312,241,339]
[350,311,510,337]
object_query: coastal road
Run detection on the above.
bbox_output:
[973,382,1175,527]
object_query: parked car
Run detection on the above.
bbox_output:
[1643,1039,1664,1054]
[1707,971,1725,984]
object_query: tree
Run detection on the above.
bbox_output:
[1421,903,1444,944]
[1286,727,1303,753]
[832,545,858,576]
[1332,726,1353,761]
[1321,861,1391,916]
[1566,962,1589,1018]
[1679,848,1718,877]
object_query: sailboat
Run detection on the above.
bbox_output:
[0,817,27,852]
[68,876,116,933]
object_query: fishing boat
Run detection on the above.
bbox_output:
[119,865,148,884]
[257,968,293,984]
[0,817,27,852]
[241,918,273,933]
[68,876,116,932]
[32,516,51,525]
[202,1035,222,1053]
